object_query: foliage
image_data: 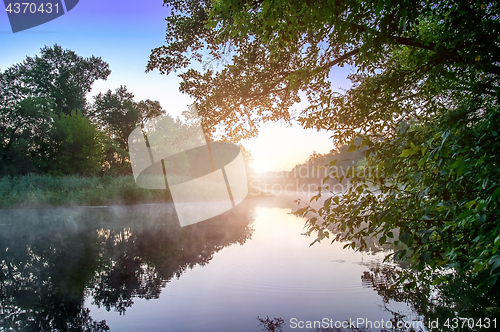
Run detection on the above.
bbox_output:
[0,45,110,176]
[297,102,500,287]
[1,44,110,116]
[0,96,54,175]
[148,0,500,287]
[149,0,500,140]
[90,86,165,150]
[40,110,106,176]
[362,262,500,331]
[89,86,166,175]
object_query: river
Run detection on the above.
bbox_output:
[0,195,494,331]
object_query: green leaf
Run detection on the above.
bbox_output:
[399,149,415,157]
[465,200,476,209]
[347,144,357,153]
[457,162,466,176]
[205,20,218,29]
[473,262,484,273]
[436,204,447,212]
[432,275,448,285]
[492,187,500,201]
[450,159,461,169]
[400,232,411,245]
[489,255,500,273]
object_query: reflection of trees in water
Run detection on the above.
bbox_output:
[361,262,500,332]
[0,202,255,331]
[0,215,106,331]
[257,261,499,332]
[257,316,284,332]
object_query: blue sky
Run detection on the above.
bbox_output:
[1,0,189,113]
[0,0,354,171]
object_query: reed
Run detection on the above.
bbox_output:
[0,174,172,208]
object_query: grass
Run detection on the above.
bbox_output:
[0,174,173,209]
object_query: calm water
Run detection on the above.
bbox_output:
[0,196,473,332]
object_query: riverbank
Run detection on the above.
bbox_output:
[0,174,173,209]
[0,174,277,209]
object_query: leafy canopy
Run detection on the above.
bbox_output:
[0,45,110,176]
[148,0,500,286]
[45,110,106,176]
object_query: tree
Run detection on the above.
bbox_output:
[42,110,106,176]
[147,1,500,287]
[90,86,164,150]
[0,45,110,176]
[0,44,110,117]
[89,86,165,174]
[0,96,54,175]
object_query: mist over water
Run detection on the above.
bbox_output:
[0,199,423,331]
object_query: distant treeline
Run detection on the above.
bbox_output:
[252,144,366,193]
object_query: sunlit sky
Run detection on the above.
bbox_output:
[0,0,353,172]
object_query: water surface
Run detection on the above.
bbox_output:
[0,198,418,331]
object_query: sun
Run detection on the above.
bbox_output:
[252,161,268,173]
